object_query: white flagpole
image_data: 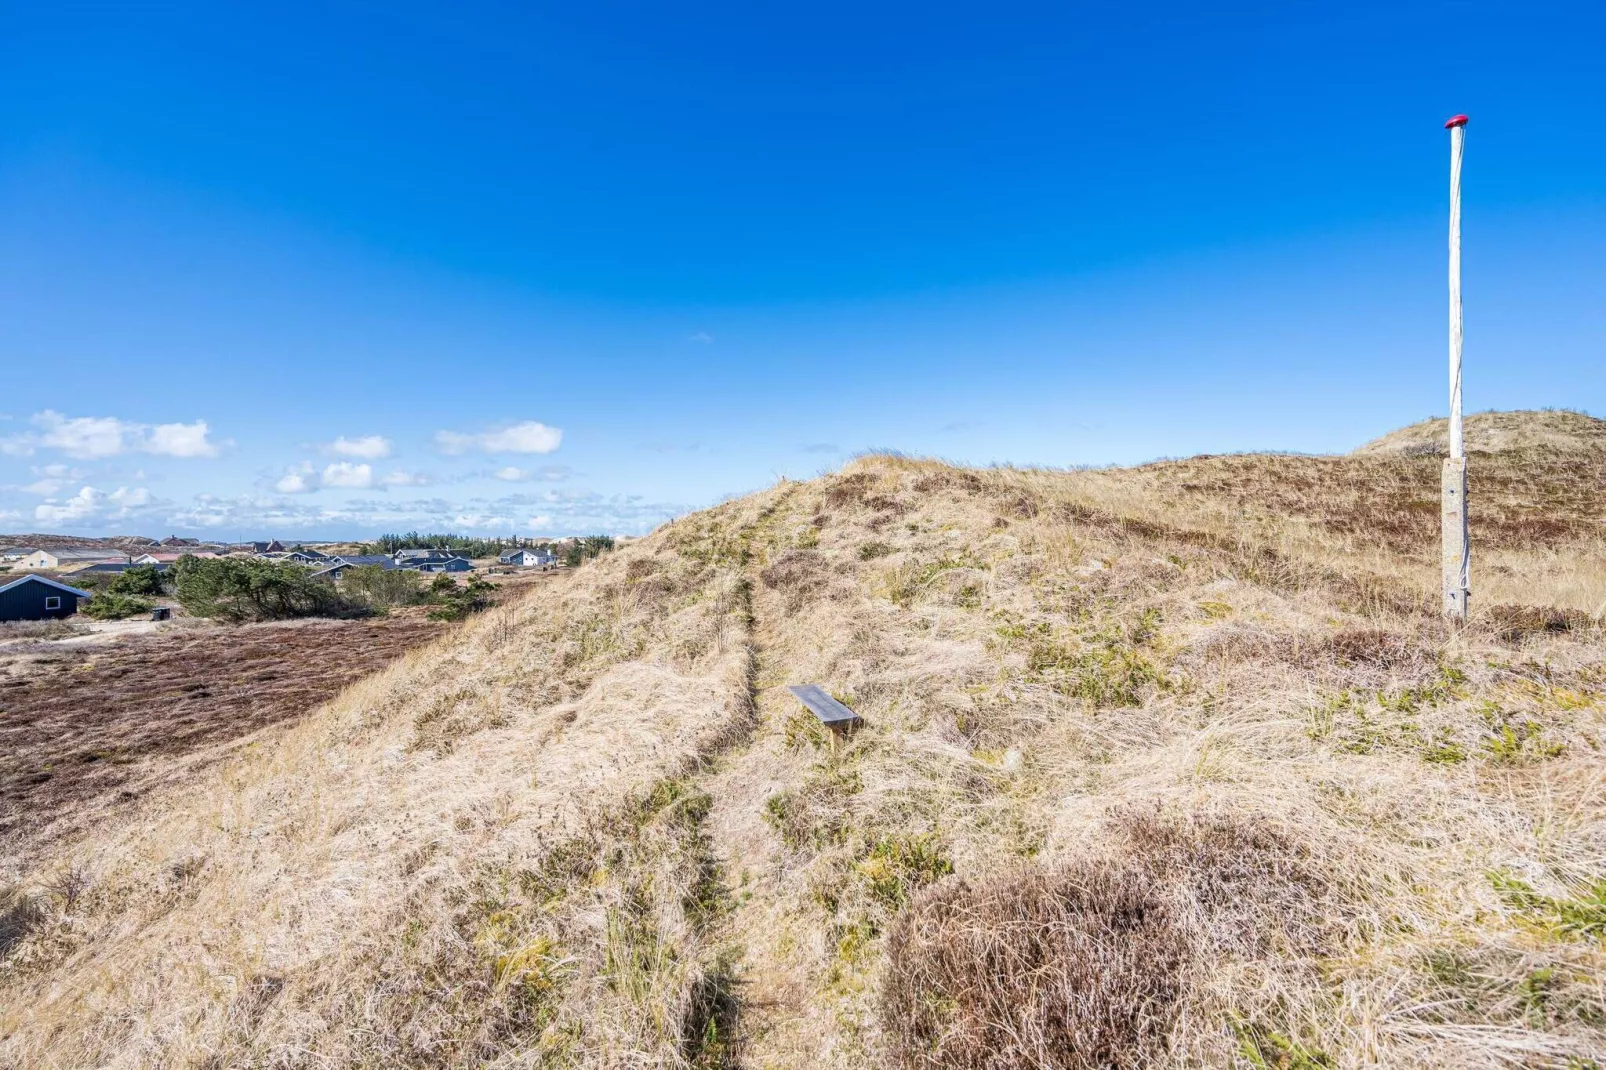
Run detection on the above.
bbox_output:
[1442,114,1470,620]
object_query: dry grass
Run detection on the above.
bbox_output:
[2,410,1604,1068]
[883,861,1189,1070]
[880,807,1337,1070]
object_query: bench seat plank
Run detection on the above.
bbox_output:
[786,684,862,728]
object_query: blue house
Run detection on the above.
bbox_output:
[0,575,92,622]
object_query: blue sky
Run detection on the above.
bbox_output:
[2,2,1601,539]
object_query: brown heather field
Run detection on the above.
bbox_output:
[0,616,446,870]
[1,409,1603,1069]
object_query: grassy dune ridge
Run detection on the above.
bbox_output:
[2,410,1604,1068]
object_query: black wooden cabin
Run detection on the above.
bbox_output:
[0,575,91,622]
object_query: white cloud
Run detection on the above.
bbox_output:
[35,485,155,524]
[528,514,554,529]
[2,411,219,459]
[321,462,374,489]
[688,331,713,343]
[28,413,125,458]
[17,462,85,495]
[452,513,515,530]
[492,464,571,483]
[327,435,392,459]
[275,462,317,494]
[146,420,220,457]
[273,461,412,493]
[435,420,563,455]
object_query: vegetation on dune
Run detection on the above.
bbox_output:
[339,563,426,610]
[563,534,616,567]
[170,554,362,621]
[81,592,153,620]
[424,573,497,621]
[106,564,165,596]
[167,556,503,621]
[2,410,1604,1069]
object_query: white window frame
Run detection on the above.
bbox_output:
[44,595,62,610]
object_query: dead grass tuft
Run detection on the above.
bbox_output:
[1486,603,1599,644]
[881,862,1188,1070]
[881,806,1339,1070]
[0,884,45,958]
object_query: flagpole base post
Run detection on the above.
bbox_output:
[1441,456,1470,620]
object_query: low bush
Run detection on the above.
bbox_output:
[341,565,425,610]
[562,535,616,568]
[82,593,154,620]
[881,863,1187,1070]
[427,575,496,621]
[881,808,1335,1070]
[107,564,166,596]
[170,555,361,621]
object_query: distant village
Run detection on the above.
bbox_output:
[0,535,580,623]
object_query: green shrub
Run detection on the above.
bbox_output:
[427,575,496,621]
[563,535,615,568]
[83,593,153,620]
[342,565,424,609]
[170,555,360,621]
[107,564,165,596]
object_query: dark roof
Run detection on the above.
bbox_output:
[74,562,168,574]
[499,548,552,562]
[47,548,129,561]
[334,555,400,569]
[0,574,91,598]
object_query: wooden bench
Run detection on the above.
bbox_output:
[786,684,862,732]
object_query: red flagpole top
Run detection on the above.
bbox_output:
[1445,114,1469,129]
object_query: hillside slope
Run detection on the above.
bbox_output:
[3,411,1604,1069]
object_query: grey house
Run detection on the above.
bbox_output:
[0,575,91,622]
[499,548,555,567]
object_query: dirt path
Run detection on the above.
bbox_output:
[696,648,825,1068]
[673,486,832,1068]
